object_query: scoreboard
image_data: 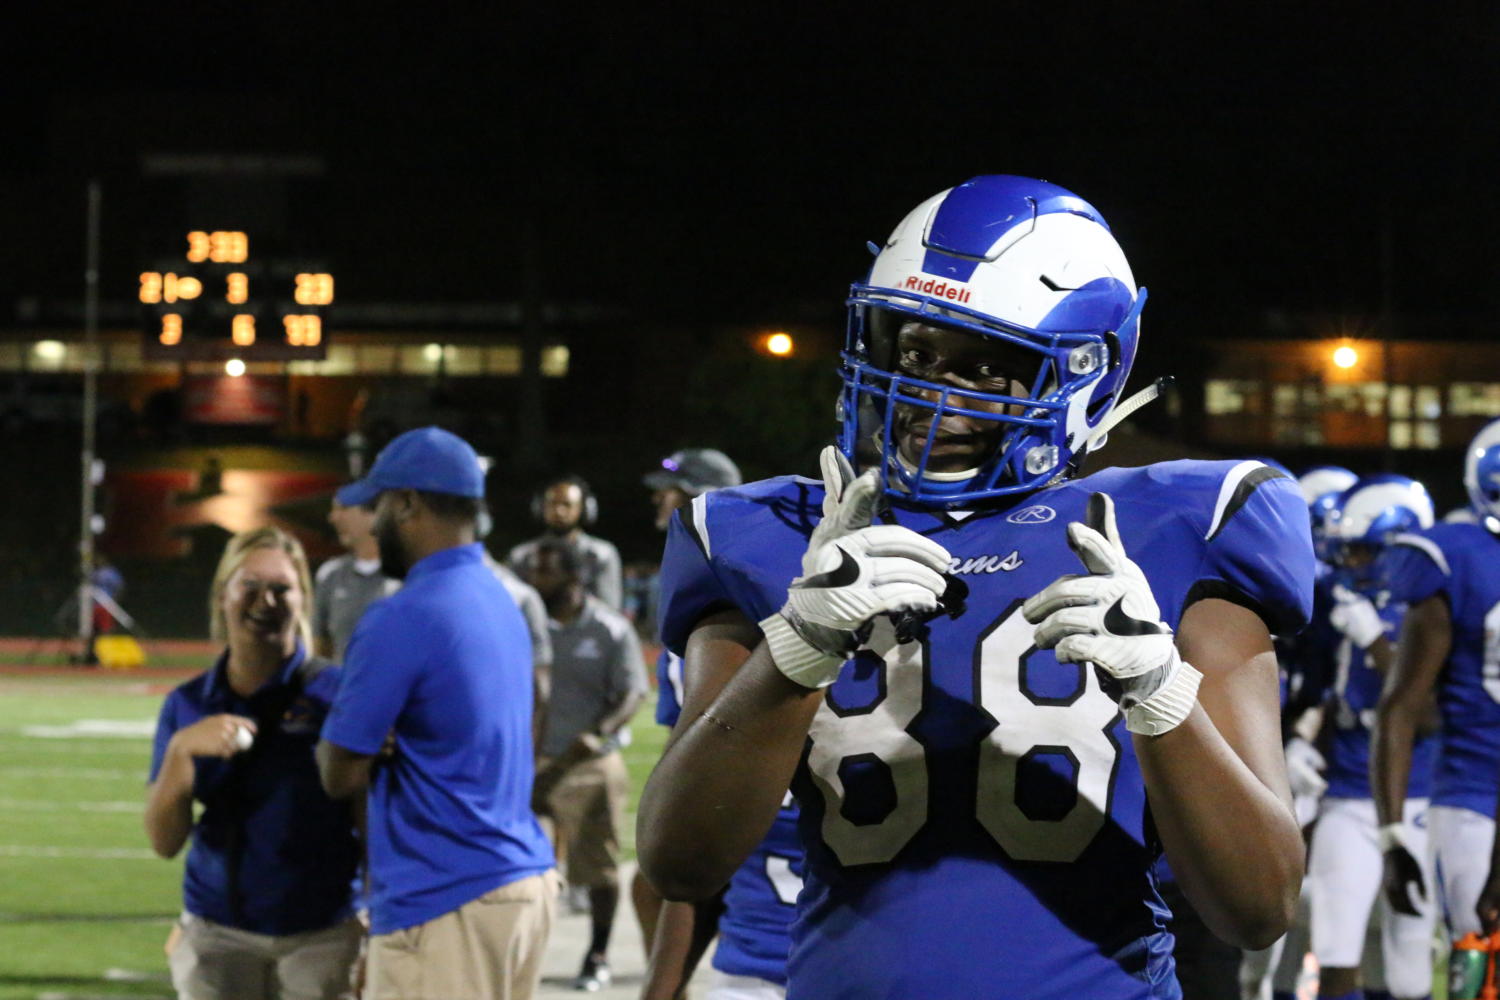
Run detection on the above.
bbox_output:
[140,231,333,360]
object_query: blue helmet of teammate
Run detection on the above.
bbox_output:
[839,175,1145,506]
[1464,418,1500,528]
[1326,474,1434,590]
[1296,466,1357,562]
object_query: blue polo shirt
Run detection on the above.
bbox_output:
[148,644,358,936]
[322,542,554,935]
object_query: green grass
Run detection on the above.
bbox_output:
[0,672,668,1000]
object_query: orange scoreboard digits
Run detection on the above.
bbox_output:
[141,231,331,360]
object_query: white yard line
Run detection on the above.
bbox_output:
[0,798,141,812]
[0,845,159,860]
[0,767,141,780]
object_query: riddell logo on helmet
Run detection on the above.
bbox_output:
[902,275,972,303]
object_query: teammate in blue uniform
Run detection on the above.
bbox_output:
[639,449,807,1000]
[1377,419,1500,944]
[1240,466,1356,1000]
[1306,476,1437,1000]
[637,176,1314,999]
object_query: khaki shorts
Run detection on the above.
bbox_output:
[168,911,363,1000]
[540,750,628,888]
[364,871,558,1000]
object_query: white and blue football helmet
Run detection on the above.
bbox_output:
[1326,474,1434,590]
[1464,418,1500,530]
[1296,465,1358,562]
[839,175,1146,506]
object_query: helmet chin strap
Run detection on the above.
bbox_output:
[1078,375,1174,456]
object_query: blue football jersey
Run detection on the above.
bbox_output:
[714,795,803,985]
[658,459,1314,1000]
[1321,595,1437,800]
[653,618,803,981]
[1379,523,1500,814]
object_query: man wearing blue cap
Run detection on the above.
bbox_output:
[316,426,557,1000]
[314,485,399,661]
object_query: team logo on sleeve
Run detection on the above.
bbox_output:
[1006,505,1056,524]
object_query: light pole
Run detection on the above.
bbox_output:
[77,180,101,659]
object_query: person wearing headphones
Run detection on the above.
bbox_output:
[508,475,624,611]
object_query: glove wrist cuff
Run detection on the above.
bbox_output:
[1123,658,1202,736]
[760,612,844,690]
[1377,822,1407,853]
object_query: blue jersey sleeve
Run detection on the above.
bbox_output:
[655,650,684,728]
[1380,531,1451,605]
[657,500,736,657]
[1195,468,1315,637]
[322,602,424,755]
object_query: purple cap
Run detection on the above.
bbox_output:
[338,427,485,506]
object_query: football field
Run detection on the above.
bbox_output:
[0,666,668,1000]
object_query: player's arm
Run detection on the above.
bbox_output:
[1372,594,1449,824]
[1023,489,1306,947]
[640,456,949,899]
[1135,597,1304,948]
[1371,594,1450,916]
[637,609,820,900]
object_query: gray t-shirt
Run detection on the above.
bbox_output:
[540,596,647,758]
[507,532,624,611]
[484,554,553,670]
[313,555,399,661]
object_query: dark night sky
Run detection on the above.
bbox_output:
[3,4,1497,349]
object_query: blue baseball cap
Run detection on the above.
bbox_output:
[337,427,485,506]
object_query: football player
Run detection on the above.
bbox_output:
[1240,465,1357,1000]
[637,176,1314,999]
[1306,476,1437,1000]
[636,449,806,1000]
[1374,418,1500,946]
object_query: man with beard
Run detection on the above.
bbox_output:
[509,476,624,610]
[316,426,557,1000]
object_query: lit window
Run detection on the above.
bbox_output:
[487,345,522,375]
[1415,421,1441,449]
[1389,421,1412,449]
[1206,380,1244,415]
[1452,383,1500,417]
[445,347,484,376]
[1272,384,1299,417]
[1415,386,1441,421]
[1389,385,1412,419]
[541,345,570,378]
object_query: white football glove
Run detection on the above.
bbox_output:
[1021,493,1202,735]
[760,447,951,689]
[1329,584,1385,650]
[1283,736,1328,800]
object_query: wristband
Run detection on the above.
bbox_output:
[760,613,845,689]
[1122,659,1202,736]
[1377,823,1408,853]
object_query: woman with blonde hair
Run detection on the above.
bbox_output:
[145,526,362,1000]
